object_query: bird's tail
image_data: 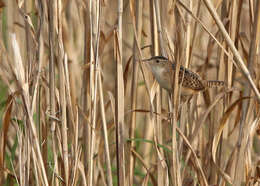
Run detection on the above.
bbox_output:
[206,80,225,88]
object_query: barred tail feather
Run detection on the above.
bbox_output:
[207,80,225,88]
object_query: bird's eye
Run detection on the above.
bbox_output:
[156,60,159,63]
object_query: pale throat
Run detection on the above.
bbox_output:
[149,64,171,91]
[150,65,165,79]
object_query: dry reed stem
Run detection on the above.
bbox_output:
[128,0,143,185]
[89,0,101,184]
[11,33,49,185]
[47,1,59,185]
[98,71,113,186]
[114,28,126,185]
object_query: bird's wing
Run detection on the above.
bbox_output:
[172,63,205,90]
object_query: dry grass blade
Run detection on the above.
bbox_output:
[58,53,69,185]
[128,0,143,184]
[11,34,25,86]
[245,116,260,185]
[141,173,150,186]
[131,149,157,186]
[211,97,251,184]
[11,33,49,186]
[153,0,165,56]
[114,29,126,185]
[183,91,229,181]
[78,161,87,186]
[190,91,231,143]
[176,127,208,186]
[212,96,251,163]
[129,0,155,107]
[170,7,182,186]
[47,1,59,185]
[98,70,113,186]
[0,93,15,180]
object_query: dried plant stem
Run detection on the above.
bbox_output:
[153,0,165,56]
[98,71,113,186]
[188,0,201,65]
[114,28,126,186]
[82,1,92,184]
[184,0,192,68]
[150,0,159,56]
[47,1,59,185]
[149,1,167,185]
[24,0,31,82]
[128,0,143,185]
[22,84,49,186]
[170,7,182,186]
[89,64,98,186]
[58,54,69,185]
[56,1,70,184]
[86,0,96,184]
[89,0,101,185]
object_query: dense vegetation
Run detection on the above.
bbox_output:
[0,0,260,185]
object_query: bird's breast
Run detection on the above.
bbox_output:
[150,66,172,91]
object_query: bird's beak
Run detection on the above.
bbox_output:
[141,58,151,62]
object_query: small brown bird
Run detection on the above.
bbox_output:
[142,56,225,96]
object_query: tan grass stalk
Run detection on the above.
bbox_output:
[70,107,79,186]
[31,35,43,115]
[169,7,182,186]
[153,0,165,56]
[114,28,126,185]
[57,0,70,183]
[221,0,238,139]
[24,0,31,83]
[128,0,143,185]
[184,0,192,68]
[245,115,260,184]
[97,158,108,186]
[18,129,24,185]
[71,146,82,186]
[11,33,49,186]
[82,1,92,184]
[58,51,69,185]
[131,149,157,185]
[114,0,126,185]
[128,0,156,106]
[149,0,159,56]
[98,71,113,185]
[47,1,59,185]
[188,0,201,65]
[0,94,14,180]
[176,127,208,186]
[148,1,167,185]
[63,55,76,165]
[26,132,32,185]
[89,0,101,185]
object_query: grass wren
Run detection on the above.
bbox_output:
[142,56,225,96]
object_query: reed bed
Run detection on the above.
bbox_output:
[0,0,260,185]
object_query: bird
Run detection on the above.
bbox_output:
[142,56,225,96]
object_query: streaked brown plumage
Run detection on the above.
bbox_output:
[142,56,225,96]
